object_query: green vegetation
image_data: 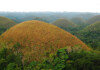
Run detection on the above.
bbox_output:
[71,17,86,25]
[1,20,89,61]
[52,19,77,28]
[52,18,80,34]
[87,15,100,25]
[0,13,100,70]
[76,22,100,50]
[0,43,99,70]
[71,17,89,35]
[71,17,87,29]
[0,47,22,70]
[0,16,16,35]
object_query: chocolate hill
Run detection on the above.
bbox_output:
[1,20,89,61]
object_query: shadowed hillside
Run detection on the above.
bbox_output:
[1,20,89,61]
[71,17,88,33]
[52,19,78,34]
[87,15,100,24]
[71,17,86,25]
[52,18,77,28]
[76,22,100,50]
[0,16,16,34]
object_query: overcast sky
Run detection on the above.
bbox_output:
[0,0,100,12]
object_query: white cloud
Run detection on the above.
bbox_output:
[0,0,100,12]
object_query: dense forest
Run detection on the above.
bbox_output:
[76,22,100,50]
[0,12,100,70]
[0,45,100,70]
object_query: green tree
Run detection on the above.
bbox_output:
[6,63,21,70]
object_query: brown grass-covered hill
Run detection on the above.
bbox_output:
[87,15,100,25]
[1,20,89,61]
[0,16,16,34]
[52,19,78,33]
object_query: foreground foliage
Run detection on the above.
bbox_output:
[0,43,99,70]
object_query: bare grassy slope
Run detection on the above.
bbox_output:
[1,20,89,61]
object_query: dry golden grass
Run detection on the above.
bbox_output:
[1,20,89,61]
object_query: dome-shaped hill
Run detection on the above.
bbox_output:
[77,22,100,49]
[71,17,86,25]
[1,20,89,61]
[87,15,100,24]
[71,17,87,32]
[52,19,78,33]
[0,16,16,34]
[52,18,77,28]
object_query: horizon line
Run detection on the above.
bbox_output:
[0,11,100,13]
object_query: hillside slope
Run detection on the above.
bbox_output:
[76,22,100,50]
[71,17,86,25]
[1,20,89,61]
[52,18,79,34]
[87,15,100,24]
[0,16,16,34]
[52,19,77,28]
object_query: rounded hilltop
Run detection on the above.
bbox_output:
[1,20,89,61]
[0,16,16,34]
[87,15,100,24]
[71,17,87,32]
[52,18,77,31]
[71,17,86,25]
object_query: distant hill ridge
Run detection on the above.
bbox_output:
[0,16,16,34]
[87,15,100,24]
[52,18,77,28]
